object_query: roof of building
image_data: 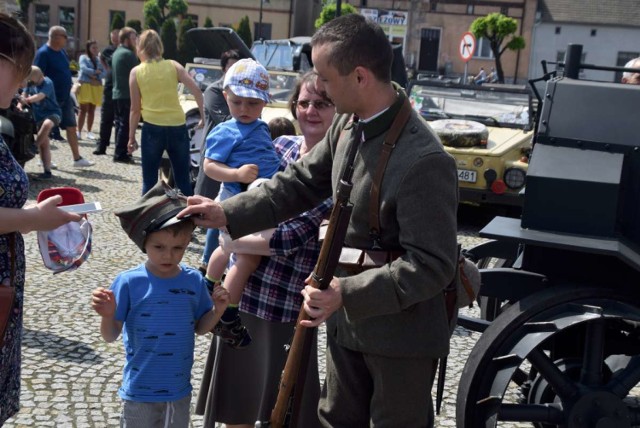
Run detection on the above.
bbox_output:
[539,0,640,27]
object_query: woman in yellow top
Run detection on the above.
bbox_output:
[127,29,204,196]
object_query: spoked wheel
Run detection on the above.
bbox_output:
[456,285,640,427]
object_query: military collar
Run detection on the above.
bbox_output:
[345,84,407,141]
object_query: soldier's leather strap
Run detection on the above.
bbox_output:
[369,97,413,247]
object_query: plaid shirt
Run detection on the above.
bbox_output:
[239,136,333,322]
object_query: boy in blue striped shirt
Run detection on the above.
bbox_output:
[91,181,229,427]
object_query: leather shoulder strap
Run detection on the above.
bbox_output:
[369,97,413,248]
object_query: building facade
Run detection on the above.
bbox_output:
[13,0,321,58]
[529,0,640,82]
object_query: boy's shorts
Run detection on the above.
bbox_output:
[59,97,77,128]
[37,114,61,130]
[120,395,190,428]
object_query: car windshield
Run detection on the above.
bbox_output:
[252,43,311,72]
[409,82,533,128]
[267,70,299,105]
[183,66,224,95]
[181,64,298,106]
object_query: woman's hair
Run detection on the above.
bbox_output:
[137,29,163,60]
[268,117,296,140]
[86,39,98,67]
[288,70,331,119]
[0,12,36,81]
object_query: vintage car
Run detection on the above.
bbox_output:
[407,79,534,208]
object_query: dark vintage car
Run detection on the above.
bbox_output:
[407,79,535,209]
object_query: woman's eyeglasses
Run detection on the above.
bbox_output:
[295,99,334,111]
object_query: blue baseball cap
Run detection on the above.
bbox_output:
[223,58,271,103]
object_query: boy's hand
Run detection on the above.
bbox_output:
[236,164,259,183]
[211,285,230,314]
[91,287,116,317]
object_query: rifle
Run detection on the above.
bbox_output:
[268,121,364,428]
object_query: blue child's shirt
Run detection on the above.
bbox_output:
[111,264,213,402]
[204,118,281,195]
[24,77,62,124]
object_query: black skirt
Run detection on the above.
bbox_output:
[194,312,322,427]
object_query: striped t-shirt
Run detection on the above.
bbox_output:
[112,264,212,402]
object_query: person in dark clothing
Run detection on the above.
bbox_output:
[111,27,138,163]
[193,49,241,274]
[94,28,120,155]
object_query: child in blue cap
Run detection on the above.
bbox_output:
[202,58,281,349]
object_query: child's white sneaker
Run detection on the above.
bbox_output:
[87,132,96,140]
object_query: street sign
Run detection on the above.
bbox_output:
[459,32,476,62]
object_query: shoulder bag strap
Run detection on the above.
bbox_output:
[369,97,413,248]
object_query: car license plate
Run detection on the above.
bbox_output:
[458,169,477,183]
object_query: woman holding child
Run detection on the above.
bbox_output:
[195,71,336,428]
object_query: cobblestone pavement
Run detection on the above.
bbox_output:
[3,129,524,427]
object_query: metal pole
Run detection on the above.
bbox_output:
[258,0,263,40]
[336,0,342,17]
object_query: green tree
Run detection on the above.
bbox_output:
[160,18,178,61]
[145,16,160,32]
[143,0,188,28]
[314,2,357,29]
[236,16,252,49]
[126,19,143,34]
[470,12,525,83]
[111,12,125,31]
[15,0,33,23]
[177,17,196,65]
[203,16,213,28]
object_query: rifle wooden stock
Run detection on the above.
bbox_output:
[269,181,354,428]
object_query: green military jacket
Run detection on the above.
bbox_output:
[223,89,459,358]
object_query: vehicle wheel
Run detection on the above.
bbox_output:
[456,284,640,427]
[430,119,489,147]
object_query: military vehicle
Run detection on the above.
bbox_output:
[407,79,534,209]
[455,44,640,427]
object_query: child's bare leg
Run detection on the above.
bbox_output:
[224,253,262,304]
[37,119,54,170]
[206,245,230,285]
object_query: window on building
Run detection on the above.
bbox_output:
[590,29,597,36]
[254,22,272,40]
[59,7,75,35]
[501,6,508,15]
[34,5,50,35]
[473,37,494,59]
[615,51,640,82]
[555,26,561,34]
[467,5,474,14]
[430,1,438,12]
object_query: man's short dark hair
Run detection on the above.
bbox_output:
[311,13,392,83]
[221,49,242,71]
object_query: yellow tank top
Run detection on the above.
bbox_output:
[136,59,185,126]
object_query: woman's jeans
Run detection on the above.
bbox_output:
[141,122,193,196]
